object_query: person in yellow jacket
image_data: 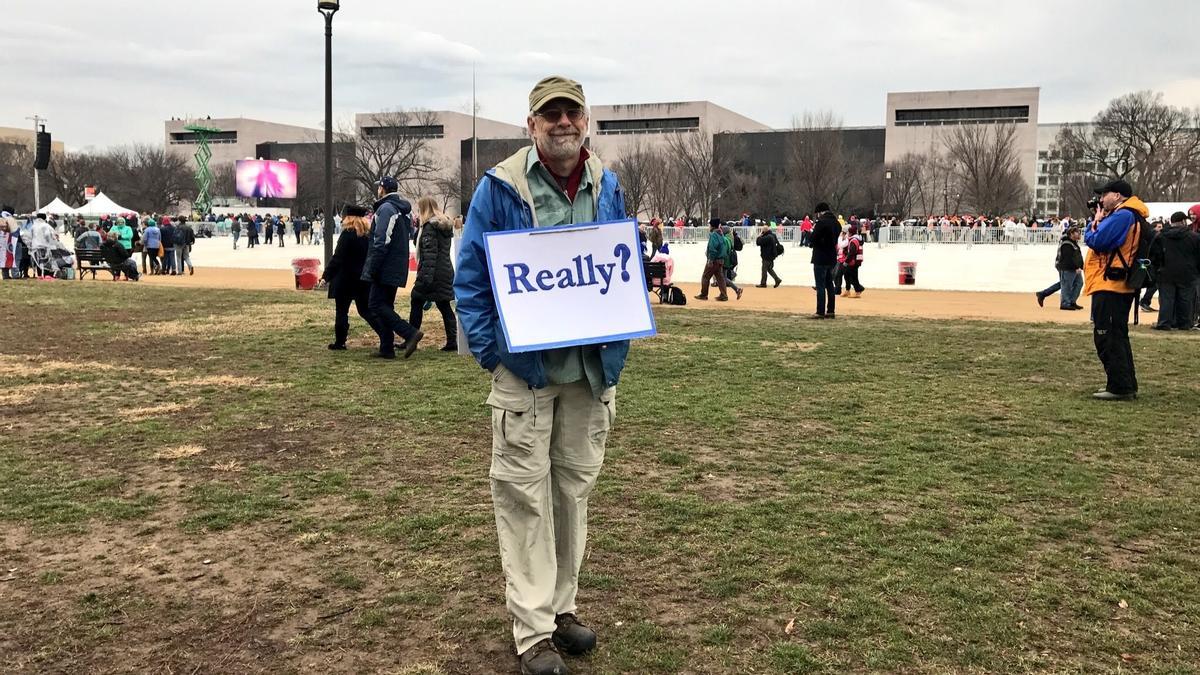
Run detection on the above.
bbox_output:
[1083,179,1149,401]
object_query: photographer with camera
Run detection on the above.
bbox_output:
[1083,179,1151,401]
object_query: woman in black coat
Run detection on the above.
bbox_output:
[323,205,377,350]
[408,196,457,351]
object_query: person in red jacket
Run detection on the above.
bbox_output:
[843,224,866,297]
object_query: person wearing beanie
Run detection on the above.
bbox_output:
[809,202,841,318]
[362,175,421,359]
[110,216,134,252]
[695,217,731,301]
[142,217,161,274]
[453,75,630,675]
[323,204,378,350]
[1148,211,1200,330]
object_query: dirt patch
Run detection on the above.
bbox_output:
[128,303,325,339]
[120,401,195,422]
[152,444,207,460]
[0,354,145,377]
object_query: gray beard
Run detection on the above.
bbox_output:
[539,134,584,161]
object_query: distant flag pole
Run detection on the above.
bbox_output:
[472,64,479,187]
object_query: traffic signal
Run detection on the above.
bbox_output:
[35,131,51,170]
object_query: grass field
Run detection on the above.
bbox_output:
[1,282,1198,674]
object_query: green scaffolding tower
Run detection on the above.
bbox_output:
[184,124,222,215]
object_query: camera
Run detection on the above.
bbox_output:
[1086,196,1101,212]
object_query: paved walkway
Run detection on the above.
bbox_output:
[89,267,1095,325]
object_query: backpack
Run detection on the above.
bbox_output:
[664,285,687,305]
[772,232,784,257]
[1103,208,1155,291]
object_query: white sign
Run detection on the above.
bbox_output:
[483,219,657,353]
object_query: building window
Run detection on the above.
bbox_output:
[893,105,1030,126]
[169,130,238,145]
[1036,189,1046,198]
[1038,151,1048,159]
[596,117,701,135]
[362,124,445,139]
[1038,176,1047,185]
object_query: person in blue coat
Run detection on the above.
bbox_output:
[453,75,629,675]
[361,176,420,358]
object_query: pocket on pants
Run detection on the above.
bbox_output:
[487,367,536,456]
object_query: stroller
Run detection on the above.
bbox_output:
[31,245,77,279]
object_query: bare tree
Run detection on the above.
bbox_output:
[664,129,733,219]
[611,141,654,219]
[432,164,464,214]
[1055,91,1200,201]
[786,111,865,214]
[340,110,440,199]
[643,147,689,220]
[881,153,927,218]
[941,123,1030,215]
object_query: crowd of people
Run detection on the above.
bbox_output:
[2,209,197,281]
[222,212,325,250]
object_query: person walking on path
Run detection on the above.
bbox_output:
[1036,225,1086,310]
[323,204,377,349]
[276,218,286,247]
[842,223,866,298]
[755,223,783,288]
[363,176,422,359]
[159,219,177,274]
[230,217,241,249]
[810,202,840,318]
[722,225,744,300]
[1083,179,1149,400]
[695,218,730,301]
[142,218,161,274]
[1149,211,1200,330]
[408,196,458,351]
[454,75,629,675]
[175,218,195,275]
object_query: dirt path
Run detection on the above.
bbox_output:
[86,267,1094,324]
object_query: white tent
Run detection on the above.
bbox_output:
[73,192,135,217]
[37,197,77,215]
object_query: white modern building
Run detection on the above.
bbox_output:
[586,101,771,161]
[164,117,324,167]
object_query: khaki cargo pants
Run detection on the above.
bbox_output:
[486,363,616,655]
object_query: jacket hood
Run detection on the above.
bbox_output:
[490,146,606,226]
[1162,225,1191,240]
[423,214,453,235]
[1121,196,1150,218]
[374,193,412,214]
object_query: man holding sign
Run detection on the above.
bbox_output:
[455,76,631,675]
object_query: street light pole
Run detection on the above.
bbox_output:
[318,0,340,266]
[27,114,46,211]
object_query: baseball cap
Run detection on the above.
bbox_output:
[529,76,586,112]
[1093,179,1133,198]
[376,176,399,193]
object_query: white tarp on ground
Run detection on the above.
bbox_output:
[73,192,134,216]
[38,197,77,215]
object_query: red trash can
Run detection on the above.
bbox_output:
[898,261,917,285]
[292,258,321,290]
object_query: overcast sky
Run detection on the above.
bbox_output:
[5,0,1198,151]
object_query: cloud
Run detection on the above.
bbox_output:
[4,0,1199,150]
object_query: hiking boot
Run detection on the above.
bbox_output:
[735,288,743,300]
[402,330,424,359]
[1070,304,1085,310]
[519,639,569,675]
[693,294,708,301]
[440,343,457,352]
[715,295,729,301]
[553,613,597,656]
[825,312,836,319]
[774,280,782,288]
[755,284,767,288]
[1140,303,1156,312]
[371,350,396,360]
[808,313,826,320]
[1035,292,1045,307]
[1093,391,1137,401]
[328,343,347,350]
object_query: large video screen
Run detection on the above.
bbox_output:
[235,159,298,199]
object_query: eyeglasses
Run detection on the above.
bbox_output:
[534,107,585,123]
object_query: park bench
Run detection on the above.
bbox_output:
[75,249,111,280]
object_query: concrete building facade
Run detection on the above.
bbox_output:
[0,126,66,156]
[586,101,770,161]
[164,117,323,168]
[885,87,1041,194]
